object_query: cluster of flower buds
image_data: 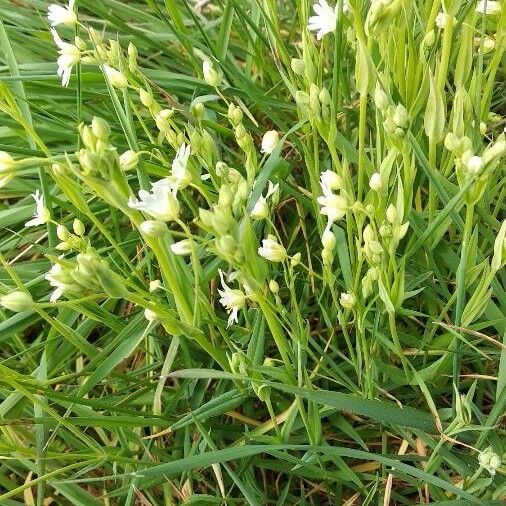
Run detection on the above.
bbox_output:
[365,0,404,37]
[229,352,270,401]
[228,104,257,183]
[362,224,383,265]
[381,103,409,140]
[295,84,334,139]
[45,251,128,302]
[478,447,502,477]
[56,219,87,252]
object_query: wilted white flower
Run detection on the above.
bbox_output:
[25,190,50,227]
[0,151,15,188]
[171,143,191,188]
[308,0,337,40]
[258,235,287,262]
[51,29,80,87]
[103,65,128,89]
[128,180,180,221]
[170,239,193,256]
[261,130,280,154]
[218,270,247,326]
[47,0,77,27]
[251,181,278,220]
[339,291,355,309]
[119,150,139,171]
[476,1,502,15]
[45,263,65,302]
[369,172,382,191]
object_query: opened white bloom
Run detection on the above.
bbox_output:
[25,190,50,227]
[317,183,347,224]
[45,263,65,302]
[261,130,279,154]
[128,180,180,221]
[103,65,128,89]
[170,239,193,256]
[258,235,287,262]
[171,143,191,188]
[51,29,80,87]
[47,0,77,27]
[476,1,502,15]
[0,151,15,188]
[218,270,247,326]
[251,181,278,220]
[308,0,337,40]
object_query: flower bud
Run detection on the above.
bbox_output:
[73,219,85,236]
[203,60,221,87]
[103,65,128,89]
[290,252,301,267]
[291,58,305,75]
[374,84,389,111]
[91,117,111,141]
[464,155,484,175]
[339,291,355,309]
[369,172,382,191]
[149,279,161,292]
[144,307,159,323]
[258,235,287,263]
[228,104,243,125]
[261,130,279,154]
[127,42,138,73]
[57,224,70,241]
[322,248,333,266]
[119,150,139,171]
[393,104,409,129]
[386,204,398,224]
[139,88,154,108]
[192,102,205,121]
[322,229,336,250]
[170,239,193,256]
[140,220,168,237]
[269,279,280,294]
[0,291,33,312]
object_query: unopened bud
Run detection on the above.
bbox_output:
[119,150,139,171]
[291,58,305,75]
[0,290,33,312]
[203,60,221,87]
[140,220,168,237]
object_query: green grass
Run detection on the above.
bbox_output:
[0,0,505,504]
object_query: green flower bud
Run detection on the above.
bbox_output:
[139,88,154,108]
[57,224,70,241]
[140,220,168,237]
[228,103,243,125]
[73,219,85,236]
[192,102,205,121]
[291,58,305,75]
[119,150,139,171]
[203,60,221,87]
[0,290,33,312]
[91,117,111,141]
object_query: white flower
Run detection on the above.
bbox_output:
[317,183,347,224]
[45,263,65,302]
[25,190,50,227]
[339,291,355,309]
[128,180,180,221]
[308,0,338,40]
[218,270,247,326]
[476,1,502,15]
[369,172,382,191]
[251,181,278,220]
[258,235,287,262]
[47,0,77,27]
[170,239,193,256]
[261,130,280,154]
[103,65,128,89]
[51,29,80,87]
[171,143,191,188]
[0,151,15,188]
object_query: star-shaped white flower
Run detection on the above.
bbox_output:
[48,0,77,27]
[45,263,65,302]
[51,29,80,87]
[308,0,338,40]
[171,143,191,188]
[218,270,246,326]
[25,190,50,227]
[128,180,180,221]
